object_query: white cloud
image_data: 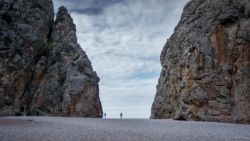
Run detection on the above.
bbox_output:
[54,0,187,118]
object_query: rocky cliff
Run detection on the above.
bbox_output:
[0,0,102,117]
[151,0,250,123]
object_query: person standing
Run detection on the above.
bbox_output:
[104,113,106,118]
[120,112,123,119]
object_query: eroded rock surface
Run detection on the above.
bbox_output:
[151,0,250,123]
[0,0,102,117]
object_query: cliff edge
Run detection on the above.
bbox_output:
[0,0,102,117]
[151,0,250,123]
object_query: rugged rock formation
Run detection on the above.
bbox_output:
[0,0,102,117]
[151,0,250,123]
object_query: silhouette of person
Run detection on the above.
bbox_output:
[120,112,123,119]
[104,113,106,118]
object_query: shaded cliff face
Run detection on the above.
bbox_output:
[151,0,250,123]
[0,0,102,117]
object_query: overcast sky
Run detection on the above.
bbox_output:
[54,0,187,118]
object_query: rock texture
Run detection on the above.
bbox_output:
[0,0,102,117]
[151,0,250,123]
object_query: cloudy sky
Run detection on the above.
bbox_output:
[53,0,187,118]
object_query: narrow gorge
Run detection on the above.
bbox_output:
[1,0,250,124]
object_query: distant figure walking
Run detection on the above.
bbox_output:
[104,113,106,118]
[120,112,123,119]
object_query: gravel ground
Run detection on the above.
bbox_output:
[0,116,250,141]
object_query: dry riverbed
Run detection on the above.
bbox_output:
[0,116,250,141]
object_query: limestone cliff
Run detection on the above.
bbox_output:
[151,0,250,123]
[0,0,102,117]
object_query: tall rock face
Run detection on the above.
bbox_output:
[0,0,102,117]
[151,0,250,123]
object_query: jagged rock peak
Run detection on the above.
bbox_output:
[58,6,68,13]
[151,0,250,123]
[0,0,102,117]
[52,6,77,44]
[55,6,75,28]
